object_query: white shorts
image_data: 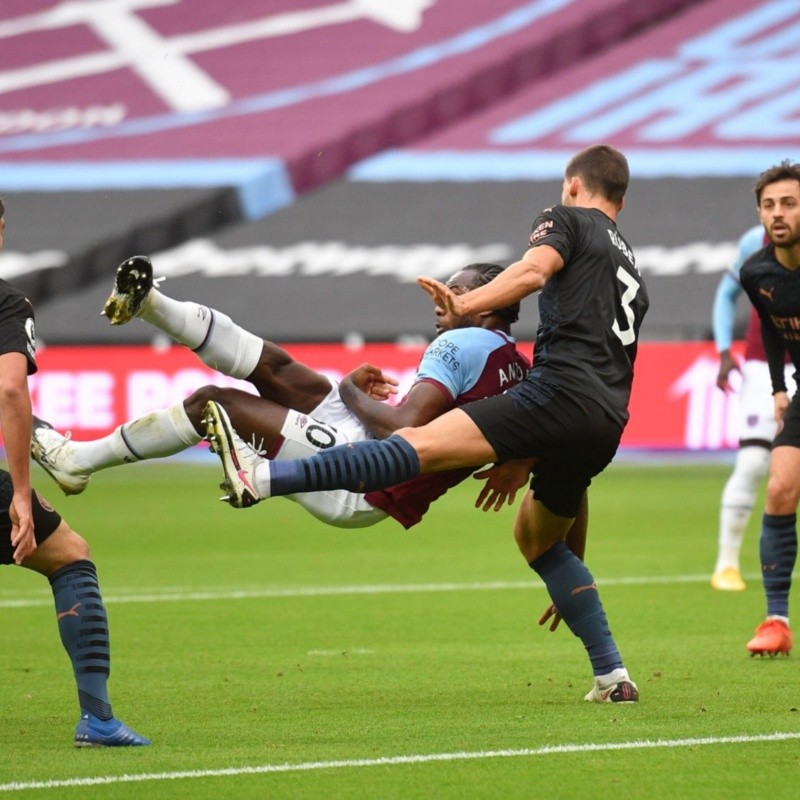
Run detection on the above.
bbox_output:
[272,382,389,528]
[737,360,796,443]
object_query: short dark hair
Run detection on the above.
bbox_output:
[754,160,800,204]
[0,197,4,218]
[565,145,629,205]
[461,262,520,323]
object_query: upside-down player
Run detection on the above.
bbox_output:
[32,258,534,530]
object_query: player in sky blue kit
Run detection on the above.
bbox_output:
[711,226,795,591]
[205,145,649,703]
[739,160,800,657]
[31,260,532,529]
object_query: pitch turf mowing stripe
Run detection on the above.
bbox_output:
[2,732,799,792]
[0,572,776,609]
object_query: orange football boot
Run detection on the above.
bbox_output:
[746,619,792,657]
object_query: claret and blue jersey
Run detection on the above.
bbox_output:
[365,326,530,529]
[413,327,530,406]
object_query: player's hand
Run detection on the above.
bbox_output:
[538,603,562,632]
[342,363,398,401]
[716,350,740,392]
[774,390,790,425]
[472,460,533,511]
[9,493,36,565]
[416,276,466,316]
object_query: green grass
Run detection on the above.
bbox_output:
[1,460,799,799]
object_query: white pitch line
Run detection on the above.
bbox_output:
[0,573,727,609]
[1,732,798,792]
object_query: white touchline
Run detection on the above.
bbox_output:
[1,732,799,792]
[0,573,748,609]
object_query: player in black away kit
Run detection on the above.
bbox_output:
[205,145,649,704]
[0,198,149,746]
[739,160,800,657]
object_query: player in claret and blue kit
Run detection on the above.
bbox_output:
[32,259,533,529]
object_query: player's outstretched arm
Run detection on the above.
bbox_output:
[418,245,561,316]
[339,375,452,441]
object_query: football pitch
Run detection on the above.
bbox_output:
[1,459,798,799]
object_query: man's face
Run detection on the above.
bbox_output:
[758,179,800,249]
[435,269,480,335]
[0,215,5,252]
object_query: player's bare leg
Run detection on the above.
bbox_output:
[396,408,498,471]
[101,255,331,412]
[244,341,332,414]
[32,385,296,496]
[183,386,291,449]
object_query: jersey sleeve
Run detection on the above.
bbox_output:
[528,204,578,264]
[711,226,765,353]
[732,225,767,280]
[711,273,741,353]
[740,261,785,393]
[0,291,37,374]
[414,329,491,400]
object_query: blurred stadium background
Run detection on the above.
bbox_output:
[1,0,798,452]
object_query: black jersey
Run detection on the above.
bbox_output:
[0,278,37,374]
[740,245,800,393]
[524,205,648,427]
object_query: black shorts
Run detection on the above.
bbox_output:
[462,380,623,517]
[0,470,62,565]
[774,392,800,449]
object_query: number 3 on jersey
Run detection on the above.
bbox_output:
[612,267,641,346]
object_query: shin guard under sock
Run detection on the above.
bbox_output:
[268,434,420,496]
[530,542,623,676]
[760,513,797,619]
[49,560,113,720]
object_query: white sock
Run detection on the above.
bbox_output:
[253,461,272,498]
[139,290,262,379]
[767,615,790,625]
[69,404,200,471]
[715,509,749,573]
[714,446,770,573]
[139,290,213,349]
[596,667,630,686]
